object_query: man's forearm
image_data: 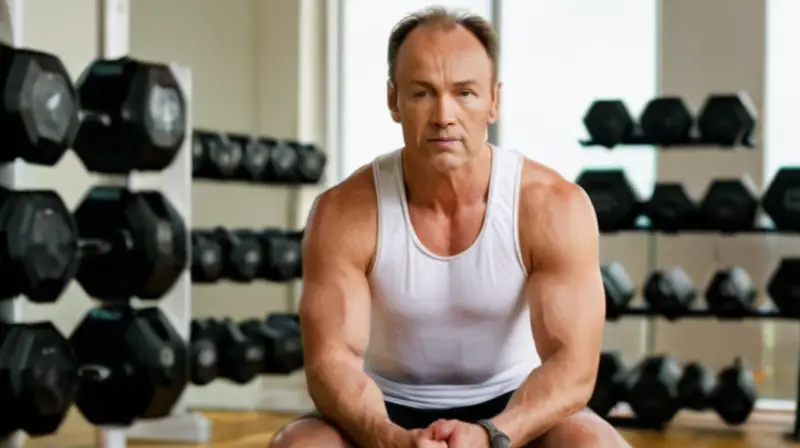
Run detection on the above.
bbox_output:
[306,357,408,448]
[491,353,594,447]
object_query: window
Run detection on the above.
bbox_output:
[497,0,658,198]
[339,0,493,178]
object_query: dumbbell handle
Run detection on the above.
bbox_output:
[78,231,134,256]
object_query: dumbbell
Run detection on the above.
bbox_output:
[69,305,188,426]
[643,183,700,232]
[191,231,224,283]
[575,169,642,232]
[0,321,78,438]
[698,176,759,232]
[73,56,187,174]
[257,229,303,282]
[697,93,757,147]
[581,100,636,148]
[643,267,696,319]
[239,313,304,375]
[75,187,189,300]
[192,318,264,384]
[626,355,683,426]
[677,362,715,411]
[767,258,800,317]
[761,167,800,231]
[261,141,326,185]
[708,357,758,425]
[601,262,634,319]
[200,227,263,282]
[705,267,757,317]
[193,130,242,179]
[227,133,272,181]
[588,352,628,417]
[0,43,80,166]
[638,96,694,145]
[189,321,218,386]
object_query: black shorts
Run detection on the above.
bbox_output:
[307,391,513,430]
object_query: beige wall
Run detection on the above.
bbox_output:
[4,0,798,414]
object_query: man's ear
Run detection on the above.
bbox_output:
[387,81,401,123]
[488,81,501,125]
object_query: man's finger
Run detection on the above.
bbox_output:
[430,419,459,440]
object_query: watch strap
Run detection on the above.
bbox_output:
[477,419,511,448]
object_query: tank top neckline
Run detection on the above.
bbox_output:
[394,145,500,262]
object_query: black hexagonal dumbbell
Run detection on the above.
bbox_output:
[70,305,188,426]
[582,100,636,149]
[643,182,700,232]
[678,362,715,412]
[191,230,224,284]
[767,258,800,317]
[74,57,187,174]
[575,169,642,232]
[697,92,757,147]
[698,176,760,232]
[588,352,628,418]
[708,357,758,426]
[0,43,80,166]
[761,167,800,231]
[192,318,264,385]
[643,266,696,319]
[192,130,242,180]
[0,321,78,438]
[638,96,694,146]
[626,355,683,427]
[601,262,635,320]
[704,266,757,318]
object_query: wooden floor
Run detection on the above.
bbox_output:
[16,408,800,447]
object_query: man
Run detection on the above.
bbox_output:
[270,6,630,448]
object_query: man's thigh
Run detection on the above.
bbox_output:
[531,410,631,448]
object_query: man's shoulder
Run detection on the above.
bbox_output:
[516,156,595,231]
[308,164,378,241]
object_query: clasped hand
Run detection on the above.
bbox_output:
[408,419,490,448]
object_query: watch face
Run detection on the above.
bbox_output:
[492,435,511,448]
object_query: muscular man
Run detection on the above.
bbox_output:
[271,6,630,448]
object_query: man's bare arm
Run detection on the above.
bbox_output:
[490,182,605,447]
[300,186,410,448]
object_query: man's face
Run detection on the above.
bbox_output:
[388,24,500,172]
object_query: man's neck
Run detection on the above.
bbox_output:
[402,144,493,214]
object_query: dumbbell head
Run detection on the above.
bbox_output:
[767,258,800,317]
[710,358,757,425]
[761,168,800,231]
[575,169,640,232]
[191,231,223,283]
[582,100,634,148]
[240,315,303,374]
[699,176,759,232]
[228,133,270,181]
[70,305,189,426]
[704,267,757,317]
[264,139,299,183]
[588,352,627,418]
[193,130,242,179]
[74,187,189,300]
[0,322,78,437]
[677,362,715,411]
[639,96,693,145]
[601,262,634,319]
[296,144,326,184]
[626,355,682,426]
[188,324,218,387]
[204,318,264,384]
[210,228,263,282]
[643,183,699,232]
[643,267,696,319]
[73,56,187,174]
[697,93,757,146]
[258,229,302,282]
[0,190,80,303]
[0,44,80,166]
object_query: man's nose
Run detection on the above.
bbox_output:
[431,95,456,128]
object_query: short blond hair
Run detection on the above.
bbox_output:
[387,6,499,85]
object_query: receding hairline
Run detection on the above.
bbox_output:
[386,6,499,85]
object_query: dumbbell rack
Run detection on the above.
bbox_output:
[605,306,800,440]
[0,0,211,447]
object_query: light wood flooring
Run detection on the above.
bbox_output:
[15,408,800,447]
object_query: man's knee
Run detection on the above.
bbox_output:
[269,416,353,448]
[534,410,630,448]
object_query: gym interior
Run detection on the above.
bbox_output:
[1,0,798,447]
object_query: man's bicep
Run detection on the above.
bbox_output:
[525,185,604,362]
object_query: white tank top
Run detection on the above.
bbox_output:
[365,146,541,409]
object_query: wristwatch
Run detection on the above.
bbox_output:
[477,419,511,448]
